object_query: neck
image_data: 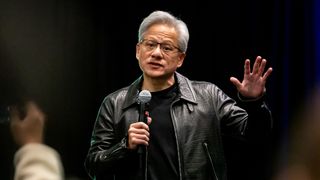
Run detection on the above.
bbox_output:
[142,74,175,92]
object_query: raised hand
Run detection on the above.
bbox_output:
[230,56,273,99]
[10,101,46,146]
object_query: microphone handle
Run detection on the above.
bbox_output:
[139,103,148,123]
[138,103,148,154]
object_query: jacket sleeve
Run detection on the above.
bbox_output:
[14,143,64,180]
[84,96,135,179]
[238,93,273,140]
[214,86,273,139]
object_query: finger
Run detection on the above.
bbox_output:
[139,121,149,131]
[128,135,149,149]
[134,133,150,141]
[244,59,251,77]
[144,111,152,125]
[230,77,242,90]
[131,136,149,146]
[131,121,148,128]
[147,116,152,125]
[136,128,150,136]
[258,59,267,76]
[129,122,150,132]
[26,101,45,121]
[21,102,45,130]
[252,56,262,74]
[128,129,150,141]
[262,67,273,80]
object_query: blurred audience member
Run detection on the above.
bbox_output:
[273,87,320,180]
[10,101,64,180]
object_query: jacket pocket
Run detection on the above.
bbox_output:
[203,142,219,180]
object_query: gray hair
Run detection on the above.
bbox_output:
[138,10,189,53]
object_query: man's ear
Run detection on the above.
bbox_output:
[136,44,141,60]
[177,53,186,68]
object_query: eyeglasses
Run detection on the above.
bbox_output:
[139,39,181,54]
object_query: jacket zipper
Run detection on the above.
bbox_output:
[203,142,219,180]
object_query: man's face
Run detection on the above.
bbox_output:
[136,24,185,80]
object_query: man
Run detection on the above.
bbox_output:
[84,10,273,180]
[10,101,64,180]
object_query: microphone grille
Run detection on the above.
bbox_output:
[138,90,152,103]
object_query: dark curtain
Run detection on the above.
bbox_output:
[0,0,98,179]
[0,0,317,179]
[316,0,320,84]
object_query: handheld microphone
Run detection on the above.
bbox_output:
[137,90,152,123]
[137,90,151,154]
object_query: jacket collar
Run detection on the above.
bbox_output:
[175,72,197,104]
[122,72,197,110]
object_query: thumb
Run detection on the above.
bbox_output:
[230,77,242,90]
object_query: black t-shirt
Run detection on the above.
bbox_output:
[147,83,179,180]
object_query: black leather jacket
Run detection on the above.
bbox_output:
[84,72,272,180]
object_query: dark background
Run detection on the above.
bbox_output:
[0,0,318,179]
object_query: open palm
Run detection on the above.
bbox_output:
[230,56,273,99]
